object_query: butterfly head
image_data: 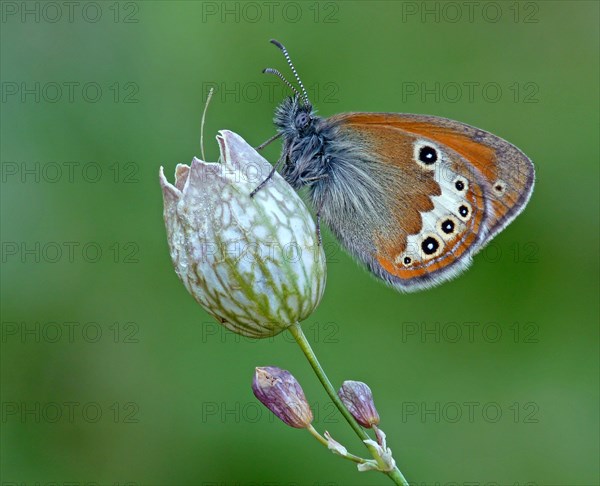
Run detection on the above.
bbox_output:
[273,95,316,139]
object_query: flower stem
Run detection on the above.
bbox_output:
[307,423,329,447]
[288,323,409,486]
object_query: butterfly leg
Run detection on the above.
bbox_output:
[316,210,322,246]
[314,193,327,246]
[301,175,329,246]
[254,132,282,151]
[250,154,285,198]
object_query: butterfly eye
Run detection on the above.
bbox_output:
[295,112,310,128]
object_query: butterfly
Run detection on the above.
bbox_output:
[251,40,535,292]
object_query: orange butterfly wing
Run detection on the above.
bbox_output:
[328,112,534,290]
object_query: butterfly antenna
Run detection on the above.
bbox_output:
[262,68,300,97]
[269,39,310,105]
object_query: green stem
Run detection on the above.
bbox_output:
[307,423,329,447]
[288,323,410,486]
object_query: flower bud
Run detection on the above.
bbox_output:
[338,380,380,428]
[159,130,326,338]
[252,366,313,428]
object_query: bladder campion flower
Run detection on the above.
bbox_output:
[159,130,326,338]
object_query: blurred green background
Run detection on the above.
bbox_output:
[1,1,599,485]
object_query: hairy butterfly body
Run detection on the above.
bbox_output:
[258,40,534,292]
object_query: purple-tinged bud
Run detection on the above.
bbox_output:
[252,366,313,428]
[338,380,380,428]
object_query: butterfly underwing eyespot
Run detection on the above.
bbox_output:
[438,216,459,239]
[419,146,437,164]
[453,176,468,193]
[441,219,454,234]
[420,234,444,259]
[413,140,442,171]
[493,179,507,196]
[457,203,472,221]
